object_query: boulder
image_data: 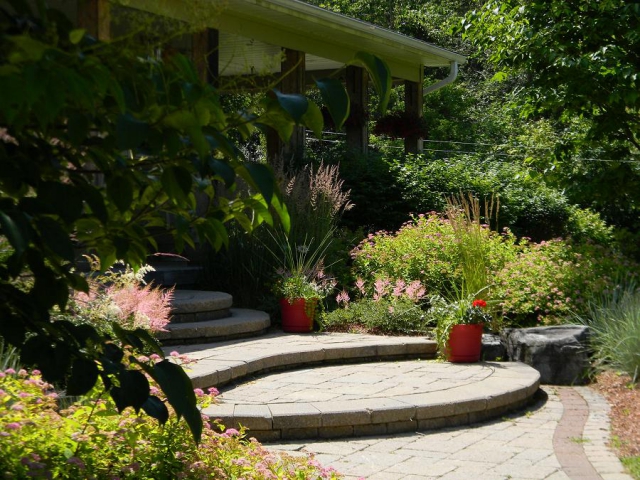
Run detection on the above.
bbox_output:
[501,325,591,385]
[481,333,506,361]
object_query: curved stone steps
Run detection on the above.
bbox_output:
[203,361,539,441]
[166,334,540,442]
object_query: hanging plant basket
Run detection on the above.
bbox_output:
[373,111,428,139]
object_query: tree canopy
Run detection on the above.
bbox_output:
[0,1,390,441]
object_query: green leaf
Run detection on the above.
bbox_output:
[161,166,193,206]
[142,396,169,424]
[38,182,84,224]
[0,210,29,257]
[68,29,86,45]
[273,90,308,123]
[116,114,150,150]
[66,358,99,396]
[34,217,75,262]
[67,113,90,145]
[150,360,202,443]
[241,163,275,205]
[107,176,133,213]
[110,370,150,413]
[209,159,236,188]
[351,52,391,113]
[301,100,324,138]
[315,78,350,129]
[491,71,508,82]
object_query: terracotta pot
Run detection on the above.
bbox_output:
[446,323,484,363]
[279,298,317,333]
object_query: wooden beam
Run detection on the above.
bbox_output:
[267,48,306,163]
[77,0,110,41]
[404,75,424,155]
[345,66,368,154]
[192,29,219,85]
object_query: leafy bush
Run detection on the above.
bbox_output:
[349,211,637,327]
[351,212,516,299]
[0,368,342,479]
[575,283,640,383]
[331,151,613,245]
[494,240,637,326]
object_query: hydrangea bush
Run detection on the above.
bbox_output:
[0,368,343,479]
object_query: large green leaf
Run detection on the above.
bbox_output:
[110,370,150,413]
[273,90,308,123]
[150,360,202,443]
[351,52,392,114]
[315,77,350,129]
[142,396,169,425]
[116,113,150,150]
[161,166,193,206]
[240,163,275,205]
[34,216,75,262]
[66,358,99,396]
[301,100,324,138]
[0,209,29,257]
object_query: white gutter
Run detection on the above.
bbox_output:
[423,61,459,95]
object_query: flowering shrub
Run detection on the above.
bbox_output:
[63,257,174,334]
[351,213,517,298]
[494,239,638,325]
[0,368,343,479]
[349,212,637,328]
[320,277,428,334]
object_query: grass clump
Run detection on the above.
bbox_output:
[577,283,640,382]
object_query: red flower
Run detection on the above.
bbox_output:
[472,299,487,308]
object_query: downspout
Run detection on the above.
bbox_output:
[423,61,459,95]
[418,61,459,151]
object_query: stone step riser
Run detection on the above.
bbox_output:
[158,308,270,345]
[169,290,234,324]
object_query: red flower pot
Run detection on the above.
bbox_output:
[279,298,317,333]
[446,323,483,363]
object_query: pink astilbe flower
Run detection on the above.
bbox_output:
[335,290,350,306]
[373,278,390,301]
[355,277,366,295]
[405,280,426,302]
[107,284,174,332]
[392,279,406,297]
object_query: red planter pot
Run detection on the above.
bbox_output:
[279,298,317,333]
[446,323,484,363]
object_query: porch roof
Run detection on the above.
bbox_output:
[128,0,466,82]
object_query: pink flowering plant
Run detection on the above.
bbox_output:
[0,367,343,479]
[58,255,174,335]
[320,276,428,334]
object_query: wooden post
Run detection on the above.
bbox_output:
[267,48,306,163]
[345,66,368,154]
[192,29,219,85]
[77,0,110,41]
[404,75,424,155]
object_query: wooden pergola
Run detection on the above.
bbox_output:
[75,0,466,158]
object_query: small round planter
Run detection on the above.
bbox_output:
[446,323,484,363]
[279,298,317,333]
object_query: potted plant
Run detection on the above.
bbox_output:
[435,296,492,363]
[269,232,336,333]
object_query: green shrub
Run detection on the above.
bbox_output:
[575,282,640,383]
[351,212,517,299]
[494,240,637,326]
[0,368,342,479]
[566,206,615,245]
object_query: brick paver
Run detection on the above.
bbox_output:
[268,387,632,480]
